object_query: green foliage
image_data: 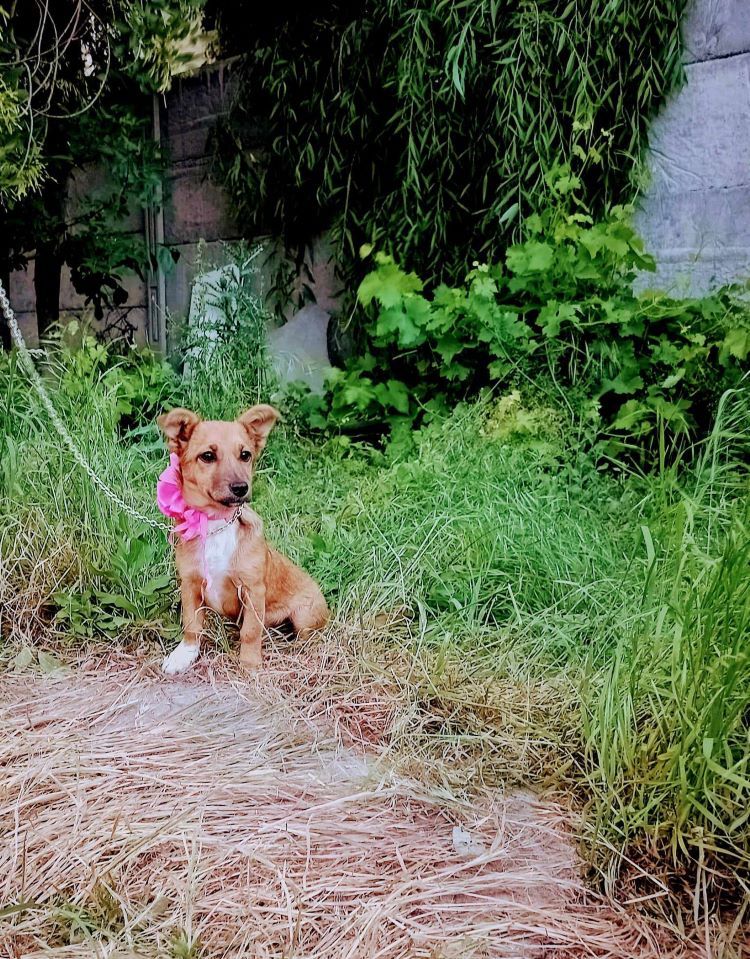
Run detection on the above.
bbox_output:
[0,1,204,339]
[0,0,208,205]
[211,0,686,300]
[119,0,211,94]
[62,105,175,319]
[299,203,749,462]
[2,101,178,326]
[173,246,276,419]
[584,389,750,883]
[50,321,181,431]
[54,525,173,639]
[0,65,45,201]
[0,335,180,643]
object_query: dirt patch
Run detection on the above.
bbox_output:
[0,650,698,958]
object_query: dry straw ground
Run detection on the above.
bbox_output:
[0,631,703,959]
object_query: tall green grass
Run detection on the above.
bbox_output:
[263,405,638,665]
[584,387,750,895]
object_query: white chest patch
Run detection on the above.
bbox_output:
[202,521,238,610]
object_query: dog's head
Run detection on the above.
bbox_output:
[157,405,279,511]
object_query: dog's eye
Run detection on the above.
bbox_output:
[239,450,252,462]
[198,450,216,463]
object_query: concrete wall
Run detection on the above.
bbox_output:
[160,62,242,330]
[158,62,339,338]
[634,0,750,294]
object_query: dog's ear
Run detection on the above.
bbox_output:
[157,408,200,453]
[238,404,279,455]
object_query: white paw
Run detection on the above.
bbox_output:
[162,641,200,675]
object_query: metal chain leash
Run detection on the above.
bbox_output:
[206,505,244,536]
[0,278,175,533]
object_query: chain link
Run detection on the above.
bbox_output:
[0,278,174,534]
[204,505,245,537]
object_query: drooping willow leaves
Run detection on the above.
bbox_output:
[209,0,686,301]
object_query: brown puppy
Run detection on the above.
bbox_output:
[158,404,328,674]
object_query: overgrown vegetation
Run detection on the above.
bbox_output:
[0,0,206,203]
[2,0,748,946]
[1,273,748,932]
[210,0,686,306]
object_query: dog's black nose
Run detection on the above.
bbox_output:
[229,482,249,498]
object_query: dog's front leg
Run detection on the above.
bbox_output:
[163,576,204,675]
[238,580,266,670]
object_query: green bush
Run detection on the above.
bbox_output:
[50,323,181,428]
[296,201,750,463]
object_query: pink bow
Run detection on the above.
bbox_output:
[157,453,213,542]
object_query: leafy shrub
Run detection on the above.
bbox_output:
[48,321,182,432]
[297,202,750,462]
[54,524,173,639]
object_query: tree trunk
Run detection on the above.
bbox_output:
[34,241,64,339]
[33,164,69,339]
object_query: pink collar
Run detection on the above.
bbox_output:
[157,453,227,542]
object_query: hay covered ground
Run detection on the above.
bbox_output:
[0,637,698,959]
